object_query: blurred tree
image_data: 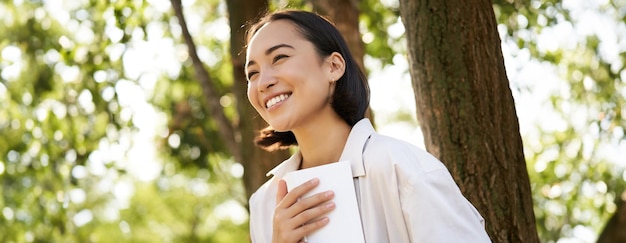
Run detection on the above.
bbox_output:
[597,195,626,243]
[0,0,137,241]
[1,0,250,241]
[492,0,626,241]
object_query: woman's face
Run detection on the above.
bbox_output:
[245,20,341,132]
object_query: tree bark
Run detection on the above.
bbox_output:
[225,0,291,201]
[399,0,539,242]
[597,192,626,243]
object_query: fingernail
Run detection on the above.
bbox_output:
[326,202,335,209]
[321,217,329,224]
[310,178,319,185]
[325,190,334,198]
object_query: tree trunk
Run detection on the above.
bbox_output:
[597,192,626,243]
[225,0,291,201]
[398,0,539,242]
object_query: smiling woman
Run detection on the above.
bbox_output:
[245,11,369,153]
[244,10,491,243]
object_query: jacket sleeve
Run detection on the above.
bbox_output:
[396,158,492,243]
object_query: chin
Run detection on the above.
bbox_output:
[270,125,290,132]
[267,120,291,132]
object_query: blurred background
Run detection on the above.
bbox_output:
[0,0,625,242]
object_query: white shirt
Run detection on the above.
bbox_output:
[249,119,491,242]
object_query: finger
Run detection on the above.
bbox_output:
[293,216,330,238]
[287,189,334,217]
[275,179,288,206]
[292,199,335,227]
[278,178,319,208]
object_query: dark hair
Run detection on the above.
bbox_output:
[246,10,369,151]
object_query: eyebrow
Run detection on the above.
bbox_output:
[246,44,295,68]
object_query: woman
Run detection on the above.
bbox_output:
[245,10,491,243]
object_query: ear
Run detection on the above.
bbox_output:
[326,52,346,82]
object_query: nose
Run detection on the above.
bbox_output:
[258,71,277,92]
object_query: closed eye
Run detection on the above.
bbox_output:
[247,71,259,81]
[273,54,289,63]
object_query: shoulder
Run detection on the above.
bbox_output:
[363,133,447,176]
[250,176,278,209]
[363,134,470,205]
[250,152,301,207]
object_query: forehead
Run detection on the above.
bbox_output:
[246,20,304,58]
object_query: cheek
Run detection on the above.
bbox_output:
[246,84,260,110]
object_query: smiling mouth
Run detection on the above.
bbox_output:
[266,93,291,109]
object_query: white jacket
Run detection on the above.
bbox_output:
[249,118,491,242]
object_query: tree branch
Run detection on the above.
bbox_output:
[170,0,241,160]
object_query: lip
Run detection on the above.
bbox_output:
[263,92,292,110]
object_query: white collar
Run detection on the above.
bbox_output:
[267,118,375,178]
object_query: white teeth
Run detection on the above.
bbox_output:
[266,94,290,108]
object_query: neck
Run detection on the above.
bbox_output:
[292,112,352,169]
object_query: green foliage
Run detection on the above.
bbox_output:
[1,0,125,241]
[359,0,402,66]
[494,0,626,241]
[150,0,235,171]
[0,0,248,241]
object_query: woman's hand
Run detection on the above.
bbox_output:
[272,178,335,243]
